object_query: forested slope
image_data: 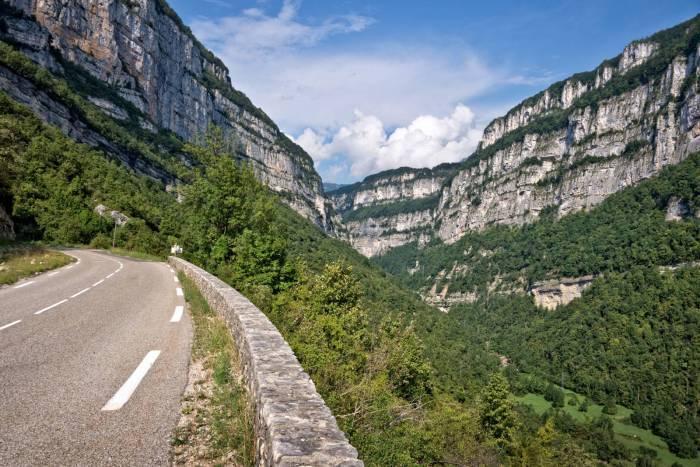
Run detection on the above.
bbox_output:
[376,152,700,459]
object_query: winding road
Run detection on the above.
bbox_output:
[0,249,192,466]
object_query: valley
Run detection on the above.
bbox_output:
[0,1,698,465]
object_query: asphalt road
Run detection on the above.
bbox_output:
[0,249,192,466]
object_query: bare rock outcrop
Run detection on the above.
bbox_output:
[530,275,597,310]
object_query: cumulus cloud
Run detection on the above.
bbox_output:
[293,104,483,178]
[189,1,540,181]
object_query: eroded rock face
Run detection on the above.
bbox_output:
[328,169,448,256]
[94,204,129,226]
[665,196,692,221]
[2,0,336,231]
[530,276,597,310]
[0,205,15,240]
[332,18,700,258]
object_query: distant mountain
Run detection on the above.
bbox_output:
[323,182,349,192]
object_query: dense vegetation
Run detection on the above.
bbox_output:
[376,152,700,459]
[2,85,661,463]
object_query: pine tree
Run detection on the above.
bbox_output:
[480,372,517,449]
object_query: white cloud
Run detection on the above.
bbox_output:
[191,0,374,59]
[190,2,505,132]
[293,104,483,178]
[189,1,540,181]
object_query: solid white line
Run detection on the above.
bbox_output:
[13,281,35,289]
[35,299,69,315]
[106,273,114,279]
[170,305,184,323]
[176,288,183,297]
[65,265,74,270]
[173,276,179,283]
[0,320,21,331]
[70,287,90,298]
[93,279,105,287]
[48,271,60,277]
[101,350,161,411]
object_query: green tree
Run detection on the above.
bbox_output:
[480,372,518,449]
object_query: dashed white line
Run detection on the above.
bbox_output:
[176,288,183,297]
[34,299,69,315]
[93,279,105,287]
[0,320,21,331]
[70,287,91,298]
[102,350,161,411]
[170,306,184,323]
[13,281,35,289]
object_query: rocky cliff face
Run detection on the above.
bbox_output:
[331,15,700,256]
[328,166,454,256]
[0,0,337,231]
[529,275,596,310]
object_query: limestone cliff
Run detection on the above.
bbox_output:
[328,165,455,256]
[331,15,700,256]
[0,0,337,231]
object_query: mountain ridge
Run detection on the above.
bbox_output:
[329,14,700,256]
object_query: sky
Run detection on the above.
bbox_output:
[169,0,699,183]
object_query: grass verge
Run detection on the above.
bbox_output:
[515,391,700,466]
[0,243,73,285]
[171,273,255,466]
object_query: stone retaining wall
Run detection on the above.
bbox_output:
[169,256,362,467]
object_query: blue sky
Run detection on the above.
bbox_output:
[170,0,699,183]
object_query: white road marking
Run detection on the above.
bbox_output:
[106,273,114,279]
[173,276,179,283]
[176,288,183,297]
[70,287,90,298]
[48,271,60,277]
[13,281,35,289]
[0,320,21,331]
[102,350,161,411]
[34,299,69,315]
[170,306,184,323]
[93,279,105,287]
[65,265,73,270]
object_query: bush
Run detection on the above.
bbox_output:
[544,384,565,408]
[578,399,590,413]
[90,233,112,249]
[602,399,617,415]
